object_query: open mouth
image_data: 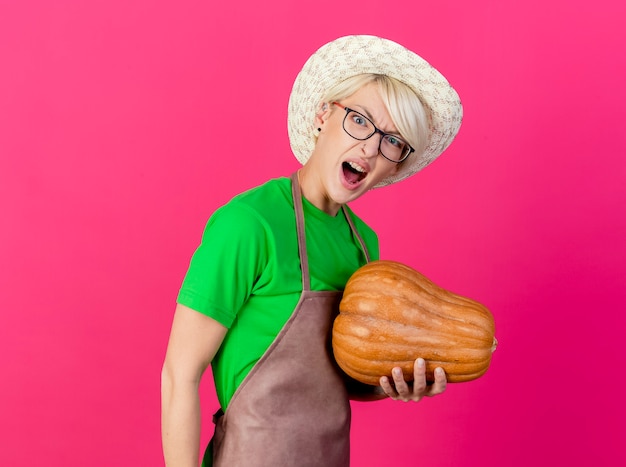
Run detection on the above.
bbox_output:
[342,161,367,185]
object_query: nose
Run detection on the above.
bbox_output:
[361,133,382,158]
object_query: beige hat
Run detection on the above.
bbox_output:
[287,35,463,187]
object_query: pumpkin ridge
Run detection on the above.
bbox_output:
[403,287,493,328]
[332,331,493,364]
[350,260,489,309]
[333,334,494,362]
[333,326,492,353]
[341,284,493,331]
[334,310,493,344]
[333,347,493,384]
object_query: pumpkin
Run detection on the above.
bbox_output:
[332,260,497,385]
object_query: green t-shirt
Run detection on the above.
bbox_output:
[177,176,379,410]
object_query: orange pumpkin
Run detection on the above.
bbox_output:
[332,260,497,385]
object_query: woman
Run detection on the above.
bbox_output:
[162,35,463,466]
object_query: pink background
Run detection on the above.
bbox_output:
[1,0,625,465]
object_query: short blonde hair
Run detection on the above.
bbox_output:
[321,74,430,166]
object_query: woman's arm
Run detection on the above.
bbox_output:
[161,304,228,467]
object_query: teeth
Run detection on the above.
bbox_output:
[347,161,365,173]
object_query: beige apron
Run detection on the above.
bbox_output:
[210,173,370,466]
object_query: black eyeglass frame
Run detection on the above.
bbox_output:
[332,102,414,163]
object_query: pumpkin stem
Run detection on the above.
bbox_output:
[491,337,498,353]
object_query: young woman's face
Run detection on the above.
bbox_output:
[303,82,402,213]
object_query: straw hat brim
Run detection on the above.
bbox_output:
[287,35,463,187]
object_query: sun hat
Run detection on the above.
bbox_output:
[287,35,463,187]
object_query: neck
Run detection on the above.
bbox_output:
[297,167,341,216]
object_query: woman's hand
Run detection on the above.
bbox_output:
[379,358,447,402]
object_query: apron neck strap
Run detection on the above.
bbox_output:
[290,172,311,291]
[290,172,371,291]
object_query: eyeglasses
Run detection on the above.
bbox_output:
[332,102,414,163]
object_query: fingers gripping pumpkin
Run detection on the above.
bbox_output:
[332,260,497,385]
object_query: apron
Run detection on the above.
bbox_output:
[209,172,370,466]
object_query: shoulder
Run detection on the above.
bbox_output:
[222,176,294,225]
[230,177,292,209]
[205,177,294,237]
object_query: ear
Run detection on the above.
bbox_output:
[315,102,331,128]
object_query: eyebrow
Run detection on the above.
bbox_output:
[352,105,402,137]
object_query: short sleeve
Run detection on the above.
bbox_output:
[177,202,269,328]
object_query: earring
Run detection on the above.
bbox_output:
[317,128,322,132]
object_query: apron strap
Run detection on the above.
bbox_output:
[341,205,371,263]
[290,172,371,292]
[290,172,311,292]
